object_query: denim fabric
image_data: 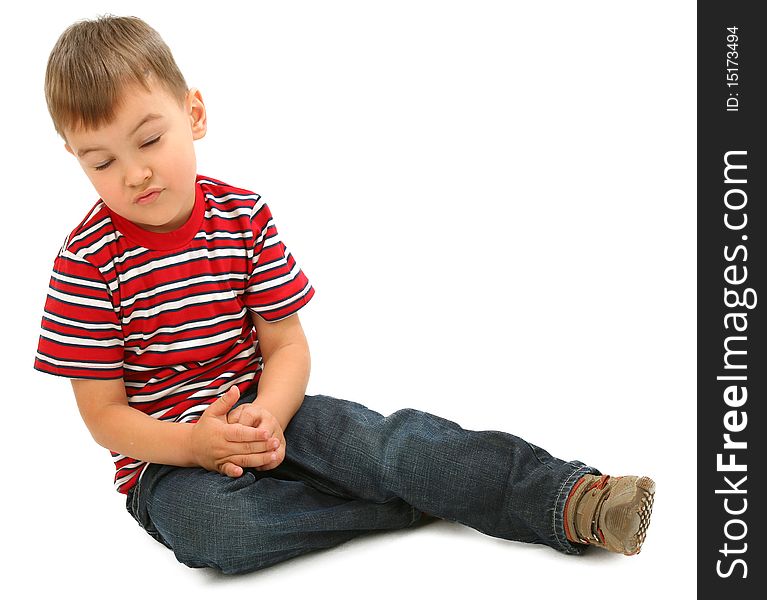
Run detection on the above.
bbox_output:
[126,388,598,574]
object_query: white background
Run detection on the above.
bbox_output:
[0,1,695,598]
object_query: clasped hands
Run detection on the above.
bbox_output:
[190,385,286,477]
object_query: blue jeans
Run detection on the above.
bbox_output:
[126,386,598,574]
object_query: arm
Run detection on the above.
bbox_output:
[247,312,311,431]
[71,378,276,476]
[226,312,310,470]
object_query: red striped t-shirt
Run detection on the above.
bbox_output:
[34,175,315,494]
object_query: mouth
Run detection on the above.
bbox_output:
[134,188,163,205]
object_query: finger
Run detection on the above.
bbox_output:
[245,437,281,453]
[233,436,281,454]
[227,439,274,454]
[223,423,269,443]
[255,450,285,471]
[204,385,241,417]
[235,406,277,439]
[229,451,279,469]
[255,440,285,471]
[227,405,244,424]
[221,462,243,478]
[237,405,265,428]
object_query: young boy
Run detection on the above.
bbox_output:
[35,15,655,575]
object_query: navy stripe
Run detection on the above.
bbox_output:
[130,356,261,408]
[42,310,120,329]
[50,277,110,298]
[249,251,296,279]
[251,285,313,316]
[38,332,122,352]
[44,295,118,315]
[116,246,250,280]
[34,364,121,381]
[126,336,240,357]
[51,265,106,287]
[251,205,275,226]
[120,294,247,324]
[66,218,116,250]
[206,211,253,222]
[123,274,248,307]
[206,190,261,202]
[124,311,246,343]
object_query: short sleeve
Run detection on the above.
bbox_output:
[34,249,124,379]
[244,199,315,322]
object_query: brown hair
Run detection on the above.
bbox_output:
[45,15,188,139]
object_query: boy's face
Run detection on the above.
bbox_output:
[64,79,207,233]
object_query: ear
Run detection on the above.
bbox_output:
[64,143,74,156]
[187,88,207,140]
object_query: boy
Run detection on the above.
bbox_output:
[35,15,655,575]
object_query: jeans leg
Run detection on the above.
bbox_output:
[278,394,600,554]
[133,463,421,575]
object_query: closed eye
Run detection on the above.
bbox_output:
[92,135,161,171]
[142,135,162,148]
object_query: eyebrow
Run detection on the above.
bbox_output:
[76,114,164,158]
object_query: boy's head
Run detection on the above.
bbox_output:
[46,15,207,233]
[45,15,188,139]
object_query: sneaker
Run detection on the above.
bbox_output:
[564,474,655,555]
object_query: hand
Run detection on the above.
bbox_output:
[190,385,279,477]
[227,400,286,471]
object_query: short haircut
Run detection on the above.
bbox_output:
[45,15,188,139]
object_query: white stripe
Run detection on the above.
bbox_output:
[112,454,143,468]
[124,308,247,342]
[114,469,141,489]
[150,407,173,419]
[36,352,122,370]
[126,327,241,355]
[78,229,123,259]
[122,354,222,372]
[43,310,121,331]
[252,218,274,247]
[193,229,253,242]
[249,280,313,314]
[250,196,267,219]
[101,247,151,291]
[125,347,257,403]
[83,203,106,225]
[125,346,256,388]
[47,287,114,311]
[122,290,238,324]
[119,247,248,284]
[127,376,211,405]
[69,214,111,247]
[206,192,259,204]
[60,249,92,264]
[50,271,105,291]
[113,246,151,266]
[178,373,257,418]
[40,329,122,348]
[247,260,301,292]
[206,206,252,220]
[122,273,248,309]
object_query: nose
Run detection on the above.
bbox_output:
[124,159,152,187]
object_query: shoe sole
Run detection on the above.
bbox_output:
[623,476,655,555]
